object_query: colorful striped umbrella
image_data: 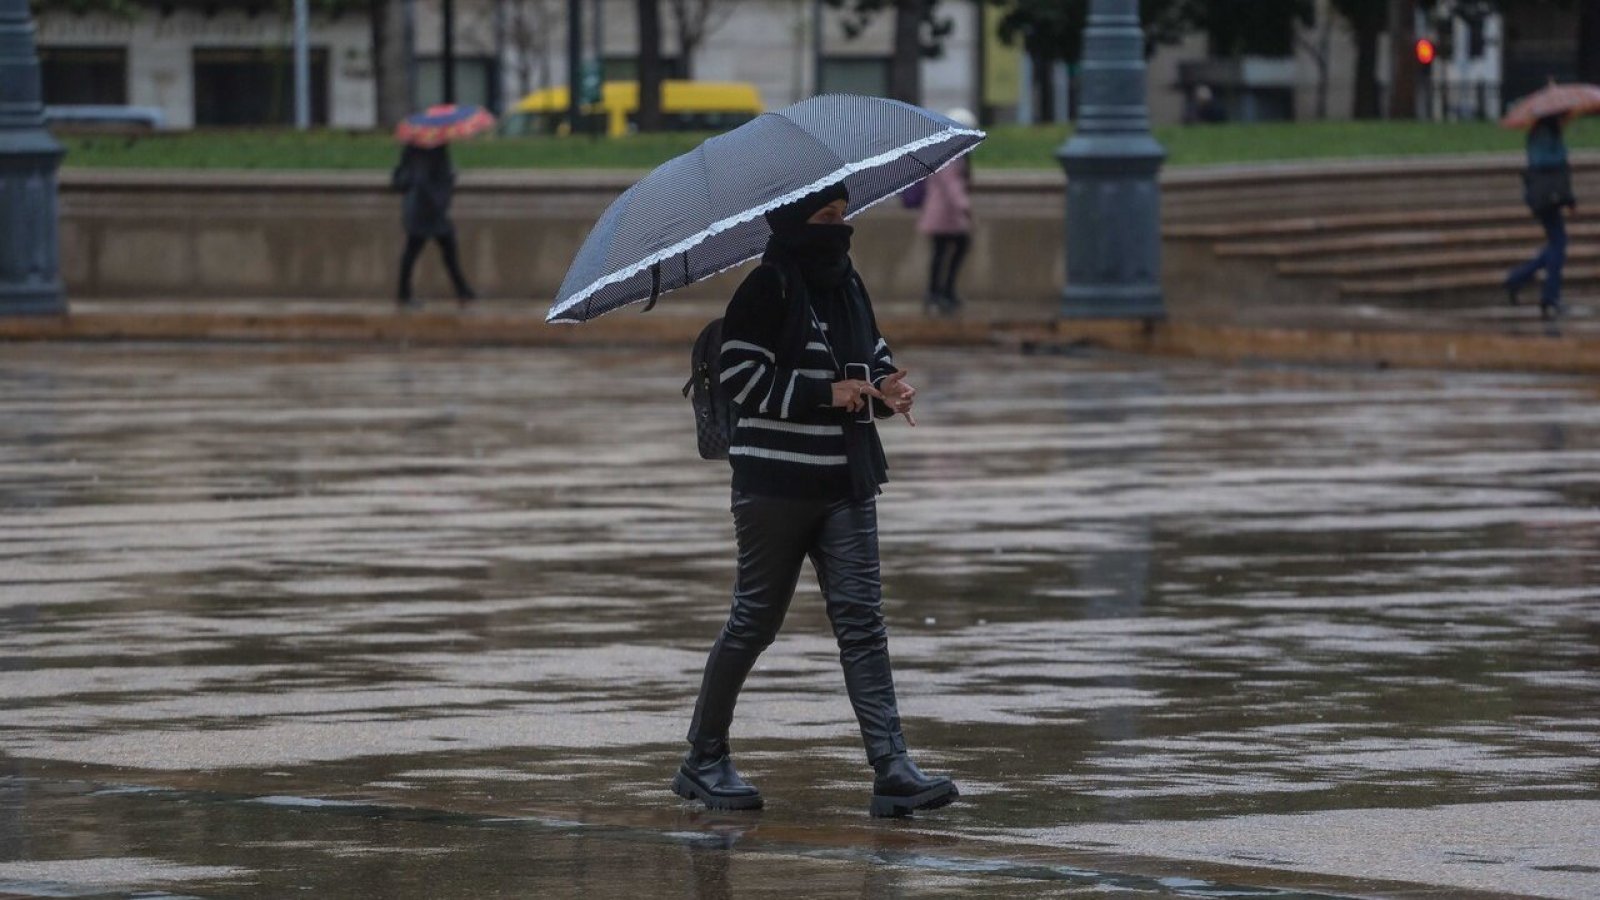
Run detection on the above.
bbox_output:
[395,104,497,148]
[1501,83,1600,129]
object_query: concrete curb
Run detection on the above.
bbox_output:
[1033,319,1600,376]
[2,309,1597,376]
[0,310,1003,348]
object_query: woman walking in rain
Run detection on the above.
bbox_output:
[671,182,960,818]
[391,143,476,309]
[919,108,977,316]
[1506,113,1577,321]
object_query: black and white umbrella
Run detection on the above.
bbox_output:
[546,94,984,323]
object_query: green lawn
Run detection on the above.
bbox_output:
[58,119,1600,171]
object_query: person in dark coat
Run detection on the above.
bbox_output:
[392,144,475,308]
[1506,114,1576,320]
[670,182,959,819]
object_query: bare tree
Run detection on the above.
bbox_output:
[371,0,413,127]
[889,0,921,104]
[1296,0,1335,120]
[506,0,559,98]
[638,0,664,130]
[667,0,735,78]
[1388,0,1416,118]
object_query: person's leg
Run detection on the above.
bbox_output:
[435,231,476,302]
[942,234,971,310]
[397,235,426,306]
[926,236,952,314]
[676,492,817,809]
[1540,207,1567,314]
[810,497,957,817]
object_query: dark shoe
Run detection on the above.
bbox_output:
[672,750,762,811]
[1506,281,1521,306]
[456,288,477,308]
[869,753,958,818]
[397,295,423,311]
[923,291,946,317]
[1541,300,1564,321]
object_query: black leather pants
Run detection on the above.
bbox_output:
[686,491,908,764]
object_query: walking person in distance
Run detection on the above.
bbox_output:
[919,108,978,317]
[1506,113,1576,321]
[392,143,476,309]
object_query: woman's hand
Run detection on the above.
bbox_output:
[880,369,917,426]
[831,379,883,414]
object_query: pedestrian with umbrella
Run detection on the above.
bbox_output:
[1502,82,1597,320]
[392,104,494,309]
[547,95,982,818]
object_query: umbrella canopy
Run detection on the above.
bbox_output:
[1500,83,1600,129]
[396,104,497,148]
[546,94,984,324]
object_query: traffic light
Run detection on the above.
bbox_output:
[1415,38,1437,67]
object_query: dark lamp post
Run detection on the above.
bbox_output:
[0,0,67,316]
[1057,0,1164,320]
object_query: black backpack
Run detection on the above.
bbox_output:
[683,267,788,461]
[683,317,735,460]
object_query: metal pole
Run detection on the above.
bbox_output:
[442,0,456,103]
[1057,0,1165,320]
[293,0,310,127]
[0,0,67,315]
[403,0,418,111]
[590,0,603,135]
[811,0,823,95]
[492,0,506,112]
[567,0,583,133]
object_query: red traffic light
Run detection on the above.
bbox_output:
[1415,38,1437,66]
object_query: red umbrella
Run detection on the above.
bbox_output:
[395,104,497,148]
[1500,82,1600,129]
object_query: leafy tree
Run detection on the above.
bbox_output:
[1193,0,1312,57]
[984,0,1194,121]
[821,0,954,104]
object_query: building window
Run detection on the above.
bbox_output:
[600,56,687,81]
[418,57,499,111]
[820,56,890,96]
[39,46,128,105]
[193,47,329,126]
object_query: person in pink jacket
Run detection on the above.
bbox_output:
[918,107,977,316]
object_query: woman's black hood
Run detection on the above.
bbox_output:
[764,182,850,237]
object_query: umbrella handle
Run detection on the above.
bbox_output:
[642,263,662,313]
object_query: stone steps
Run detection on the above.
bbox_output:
[1281,244,1600,278]
[1338,264,1600,299]
[1216,221,1600,260]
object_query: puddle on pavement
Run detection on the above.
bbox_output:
[1,344,1597,897]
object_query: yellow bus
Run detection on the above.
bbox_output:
[501,80,764,137]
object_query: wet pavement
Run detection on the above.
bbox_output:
[1,343,1597,898]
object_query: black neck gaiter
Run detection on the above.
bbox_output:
[770,224,854,290]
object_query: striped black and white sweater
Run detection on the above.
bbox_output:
[718,263,896,500]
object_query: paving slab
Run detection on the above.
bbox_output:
[1,344,1597,898]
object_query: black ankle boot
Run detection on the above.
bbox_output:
[869,753,958,818]
[671,742,762,811]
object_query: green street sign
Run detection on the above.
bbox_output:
[581,60,603,105]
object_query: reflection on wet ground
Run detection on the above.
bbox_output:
[1,344,1597,898]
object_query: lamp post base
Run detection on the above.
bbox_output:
[1060,283,1166,321]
